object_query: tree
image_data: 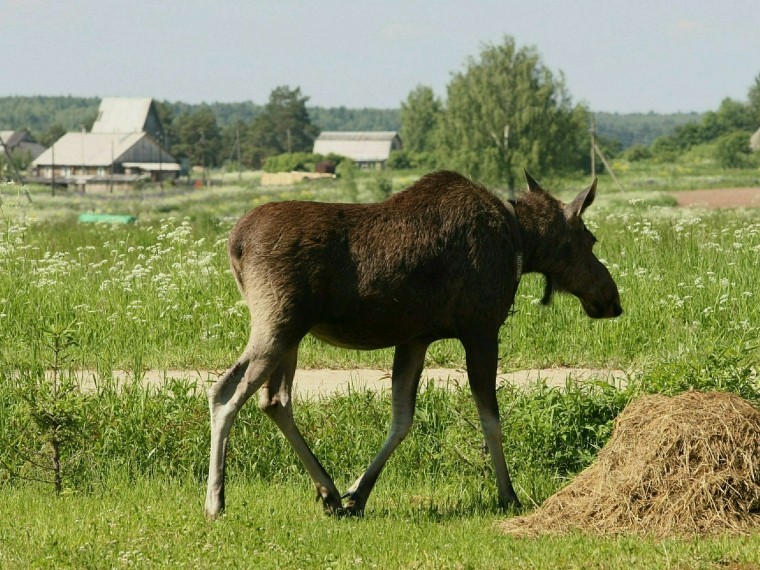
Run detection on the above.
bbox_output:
[247,86,320,167]
[153,100,176,152]
[172,107,222,167]
[39,123,67,147]
[437,36,588,187]
[714,131,753,168]
[400,85,442,154]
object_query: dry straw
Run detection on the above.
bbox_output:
[501,391,760,537]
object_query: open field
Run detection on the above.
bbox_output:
[2,480,758,569]
[1,166,759,567]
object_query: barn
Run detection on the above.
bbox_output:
[30,97,178,192]
[313,131,402,169]
[32,131,179,192]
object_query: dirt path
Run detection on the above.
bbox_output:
[70,367,626,399]
[670,187,760,208]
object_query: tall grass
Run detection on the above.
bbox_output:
[1,183,758,371]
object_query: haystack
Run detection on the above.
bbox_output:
[501,391,760,537]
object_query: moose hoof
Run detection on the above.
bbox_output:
[341,494,366,517]
[316,490,344,516]
[204,503,223,521]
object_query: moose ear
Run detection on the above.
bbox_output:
[565,179,597,219]
[524,170,543,193]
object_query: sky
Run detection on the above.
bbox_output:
[2,0,760,114]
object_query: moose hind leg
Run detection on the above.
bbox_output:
[259,346,343,514]
[463,335,521,509]
[205,347,280,520]
[343,340,428,515]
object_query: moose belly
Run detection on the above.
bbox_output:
[309,314,452,350]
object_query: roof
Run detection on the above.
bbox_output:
[32,132,176,167]
[91,97,155,134]
[1,131,46,159]
[313,131,401,162]
[1,131,26,147]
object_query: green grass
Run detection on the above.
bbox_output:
[1,179,758,372]
[1,168,759,568]
[1,480,758,569]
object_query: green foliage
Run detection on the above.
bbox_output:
[0,96,99,139]
[0,322,90,493]
[4,481,758,568]
[263,152,324,173]
[650,96,757,160]
[368,174,393,202]
[713,130,754,168]
[438,36,589,185]
[244,86,320,168]
[622,144,652,161]
[309,106,400,131]
[386,150,413,170]
[593,111,703,149]
[171,106,222,167]
[635,343,759,403]
[400,85,442,154]
[335,158,359,202]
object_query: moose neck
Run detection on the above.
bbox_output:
[510,194,565,276]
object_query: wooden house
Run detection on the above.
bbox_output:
[313,131,401,168]
[30,97,178,191]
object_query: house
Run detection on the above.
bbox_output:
[0,130,46,160]
[32,132,178,192]
[313,131,402,168]
[31,97,178,191]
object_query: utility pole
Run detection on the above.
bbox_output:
[590,118,625,192]
[51,141,55,197]
[590,121,596,179]
[236,122,242,182]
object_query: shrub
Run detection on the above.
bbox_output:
[622,145,652,162]
[713,131,753,168]
[263,152,323,173]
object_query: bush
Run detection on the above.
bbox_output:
[622,145,652,162]
[263,152,324,173]
[713,131,753,168]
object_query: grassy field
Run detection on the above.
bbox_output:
[1,171,757,372]
[2,480,758,569]
[1,163,759,568]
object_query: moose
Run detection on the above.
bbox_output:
[205,170,622,519]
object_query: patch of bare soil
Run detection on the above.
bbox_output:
[69,367,625,399]
[671,187,760,208]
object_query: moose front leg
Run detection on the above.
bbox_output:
[342,340,428,515]
[463,335,521,509]
[259,347,344,514]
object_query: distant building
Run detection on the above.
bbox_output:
[313,131,401,168]
[31,97,178,191]
[32,132,178,192]
[1,130,46,160]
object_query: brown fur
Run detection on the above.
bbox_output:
[204,170,622,520]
